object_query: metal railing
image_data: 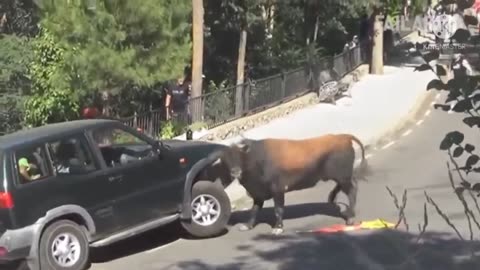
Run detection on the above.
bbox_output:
[121,42,370,138]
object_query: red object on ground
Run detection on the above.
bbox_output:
[82,107,100,119]
[137,127,143,133]
[313,223,362,233]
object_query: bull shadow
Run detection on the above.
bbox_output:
[228,202,343,228]
[175,229,480,270]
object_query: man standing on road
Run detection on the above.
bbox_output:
[164,76,190,121]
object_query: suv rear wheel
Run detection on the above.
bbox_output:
[181,180,231,238]
[38,220,90,270]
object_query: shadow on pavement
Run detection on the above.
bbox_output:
[88,202,344,266]
[89,221,184,263]
[229,202,343,228]
[176,229,480,270]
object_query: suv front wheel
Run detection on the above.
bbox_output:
[181,180,231,238]
[38,220,90,270]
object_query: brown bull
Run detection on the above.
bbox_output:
[221,133,368,235]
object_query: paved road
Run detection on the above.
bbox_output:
[89,92,480,270]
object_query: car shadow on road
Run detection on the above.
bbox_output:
[229,202,343,228]
[89,221,184,263]
[90,202,343,263]
[175,229,480,270]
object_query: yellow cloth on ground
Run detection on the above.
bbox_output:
[360,219,395,229]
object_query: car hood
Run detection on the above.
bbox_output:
[160,139,228,164]
[162,139,220,148]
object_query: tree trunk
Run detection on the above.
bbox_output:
[313,15,319,42]
[191,0,204,122]
[370,9,384,75]
[235,28,247,116]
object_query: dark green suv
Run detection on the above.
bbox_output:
[0,119,233,270]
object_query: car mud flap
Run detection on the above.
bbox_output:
[180,150,225,220]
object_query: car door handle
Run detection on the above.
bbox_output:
[108,175,123,182]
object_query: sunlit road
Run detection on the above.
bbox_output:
[89,91,480,270]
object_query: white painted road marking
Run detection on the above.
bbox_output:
[381,141,396,149]
[366,93,435,160]
[145,240,180,254]
[402,129,413,137]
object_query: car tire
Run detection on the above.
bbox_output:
[181,180,231,238]
[38,220,90,270]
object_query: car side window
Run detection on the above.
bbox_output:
[48,136,99,175]
[14,145,52,184]
[92,127,154,168]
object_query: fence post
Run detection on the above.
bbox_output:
[235,84,244,117]
[243,83,250,113]
[148,105,153,136]
[281,72,286,98]
[133,111,137,127]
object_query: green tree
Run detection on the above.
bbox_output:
[39,0,192,115]
[23,28,80,127]
[0,0,40,133]
[0,0,39,37]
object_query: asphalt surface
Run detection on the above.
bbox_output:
[89,90,480,270]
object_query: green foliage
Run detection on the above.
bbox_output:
[39,0,192,95]
[203,80,234,125]
[189,121,208,131]
[203,0,376,83]
[411,0,430,15]
[159,120,185,139]
[0,0,40,37]
[0,97,23,135]
[0,35,33,128]
[0,35,33,86]
[23,28,79,127]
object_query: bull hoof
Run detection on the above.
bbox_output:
[238,224,253,231]
[271,228,284,235]
[345,217,355,226]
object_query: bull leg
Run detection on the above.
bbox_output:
[328,183,342,204]
[340,178,358,226]
[238,199,264,231]
[271,193,285,235]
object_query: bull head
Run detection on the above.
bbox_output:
[221,138,251,181]
[235,135,252,153]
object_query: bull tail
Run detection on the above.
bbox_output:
[348,135,370,181]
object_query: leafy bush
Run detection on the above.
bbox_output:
[203,80,235,126]
[0,97,23,135]
[159,120,187,139]
[189,121,208,131]
[23,28,79,127]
